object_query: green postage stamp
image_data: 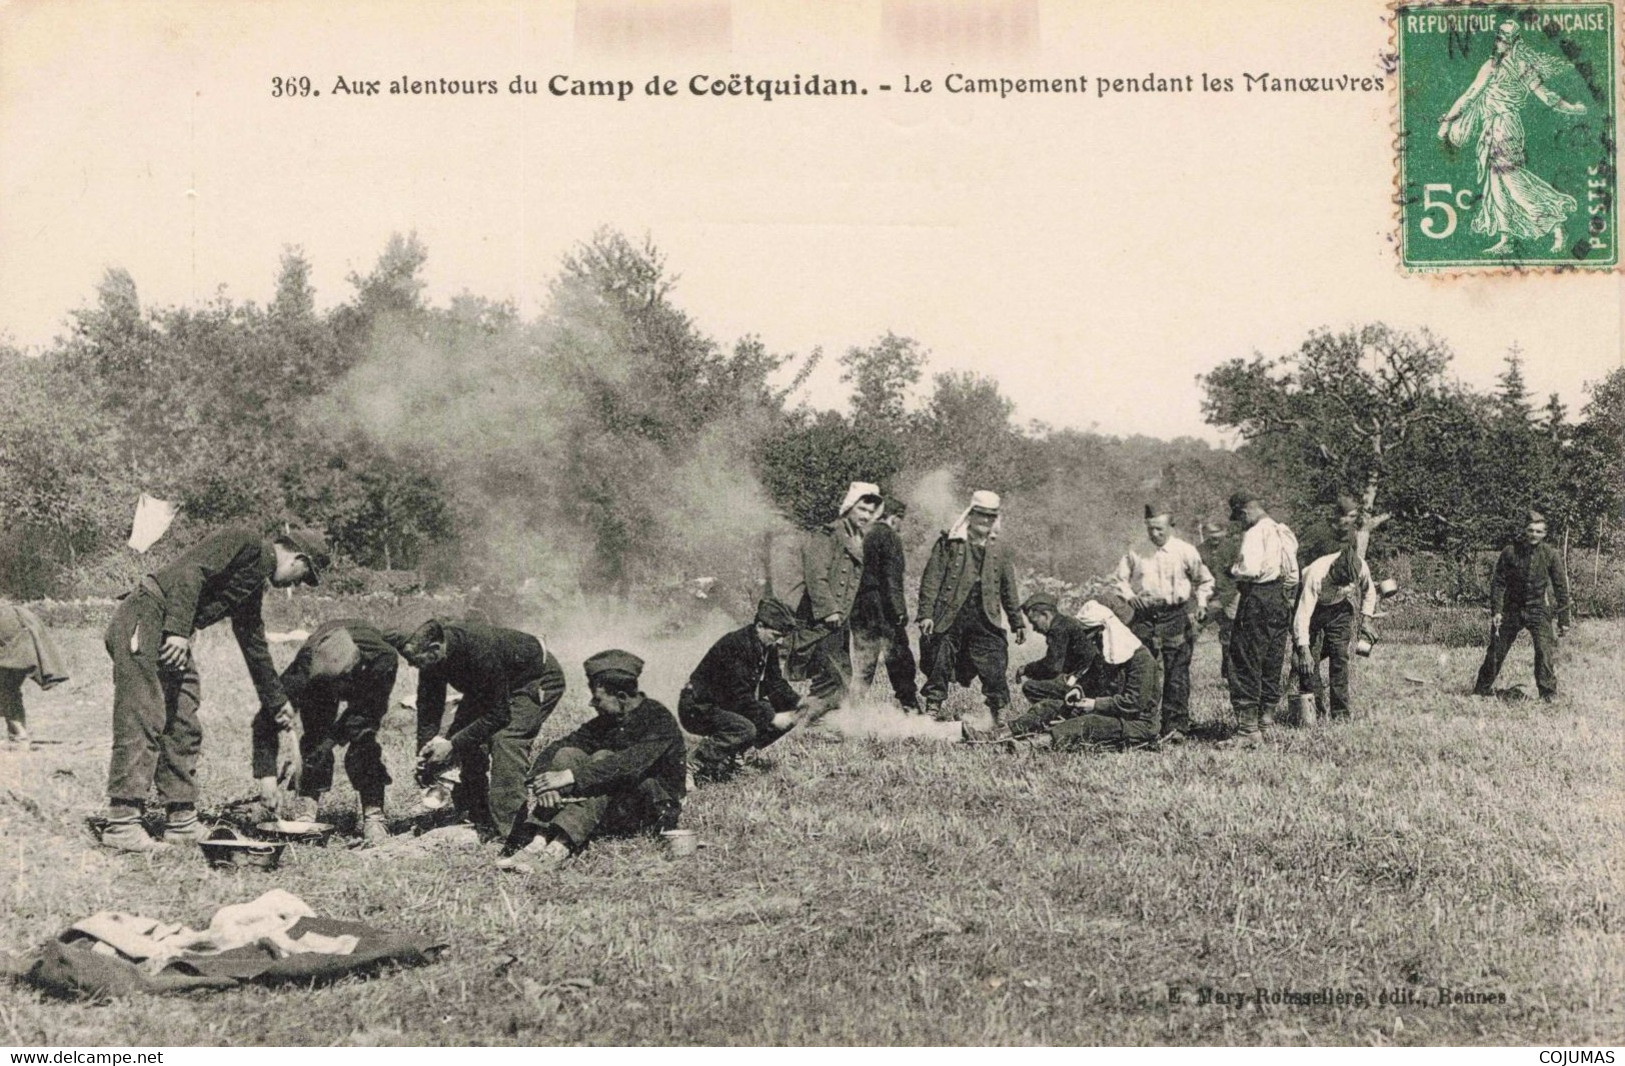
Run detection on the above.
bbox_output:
[1396,3,1617,270]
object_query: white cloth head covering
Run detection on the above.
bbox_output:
[1078,599,1143,665]
[947,489,1002,541]
[838,481,882,517]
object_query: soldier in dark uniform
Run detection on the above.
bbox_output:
[395,617,566,840]
[1197,520,1240,684]
[851,495,921,711]
[101,526,329,851]
[499,650,686,871]
[1012,592,1098,705]
[258,619,399,845]
[797,481,883,710]
[678,596,803,780]
[917,490,1026,722]
[1473,509,1572,701]
[968,601,1158,750]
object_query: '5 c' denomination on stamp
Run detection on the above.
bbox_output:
[1397,3,1617,271]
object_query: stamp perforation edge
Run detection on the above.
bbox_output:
[1389,0,1622,275]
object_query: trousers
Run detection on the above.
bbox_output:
[1474,608,1559,698]
[105,593,204,806]
[1131,605,1193,733]
[851,621,920,707]
[677,686,790,767]
[1227,581,1290,733]
[527,747,681,847]
[1305,602,1356,718]
[921,610,1011,713]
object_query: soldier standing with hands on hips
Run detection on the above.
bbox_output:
[100,526,329,851]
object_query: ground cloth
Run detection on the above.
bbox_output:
[11,891,443,997]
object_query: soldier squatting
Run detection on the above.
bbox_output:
[45,483,1569,870]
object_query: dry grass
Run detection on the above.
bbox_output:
[0,614,1620,1045]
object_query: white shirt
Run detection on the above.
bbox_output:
[1293,551,1377,648]
[1113,536,1215,613]
[1231,516,1300,587]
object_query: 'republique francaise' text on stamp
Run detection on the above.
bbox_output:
[1396,3,1617,271]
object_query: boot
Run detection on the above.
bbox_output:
[163,805,208,845]
[101,807,167,852]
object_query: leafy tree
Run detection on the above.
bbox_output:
[841,332,924,429]
[1200,324,1458,555]
[756,409,903,529]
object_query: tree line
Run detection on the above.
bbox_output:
[1,229,1619,609]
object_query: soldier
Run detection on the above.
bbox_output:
[1220,491,1299,748]
[1012,592,1098,705]
[100,525,328,851]
[967,601,1158,750]
[1197,519,1241,683]
[796,481,883,710]
[1113,504,1214,744]
[396,617,566,840]
[1292,535,1377,721]
[917,490,1026,722]
[0,600,69,745]
[499,650,686,871]
[678,596,804,780]
[851,494,922,711]
[256,619,399,844]
[1473,509,1571,701]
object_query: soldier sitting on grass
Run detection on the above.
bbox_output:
[964,601,1159,751]
[498,650,686,872]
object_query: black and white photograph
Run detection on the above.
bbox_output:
[0,0,1620,1049]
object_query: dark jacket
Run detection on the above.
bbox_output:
[1490,541,1571,624]
[798,518,866,624]
[854,521,909,631]
[1022,612,1098,682]
[281,619,398,709]
[411,620,549,752]
[683,624,800,730]
[917,534,1024,633]
[1199,536,1241,614]
[146,526,285,711]
[1086,646,1160,733]
[546,696,687,801]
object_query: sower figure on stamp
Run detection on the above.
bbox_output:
[917,490,1025,723]
[0,600,69,746]
[499,650,685,872]
[1012,592,1099,707]
[1437,20,1588,256]
[259,619,399,845]
[851,494,922,712]
[1291,499,1376,721]
[1197,520,1240,685]
[1219,492,1298,748]
[796,481,883,714]
[395,618,566,840]
[1113,503,1213,745]
[969,601,1157,751]
[679,596,803,782]
[1473,509,1571,701]
[101,526,328,851]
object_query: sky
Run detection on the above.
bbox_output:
[1,0,1619,442]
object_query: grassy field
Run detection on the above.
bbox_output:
[1,612,1620,1046]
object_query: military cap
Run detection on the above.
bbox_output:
[1525,508,1547,525]
[584,649,644,685]
[882,494,908,518]
[277,527,331,586]
[1228,491,1259,521]
[1143,502,1172,521]
[754,596,797,632]
[1021,592,1060,614]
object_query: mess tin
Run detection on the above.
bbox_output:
[254,820,335,845]
[661,829,698,858]
[199,826,286,870]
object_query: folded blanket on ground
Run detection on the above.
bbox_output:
[15,890,443,998]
